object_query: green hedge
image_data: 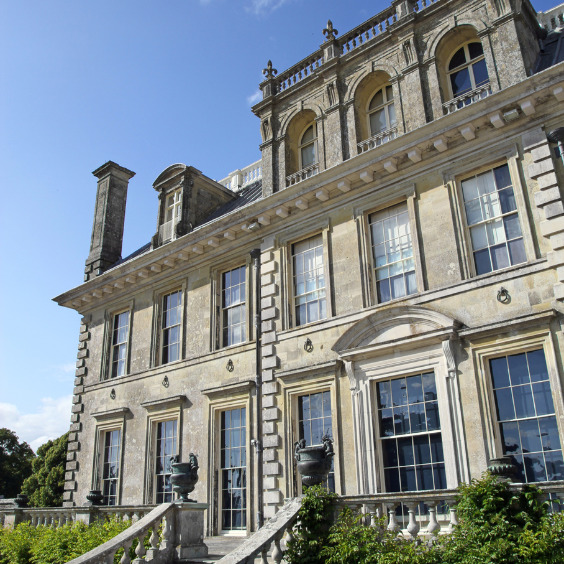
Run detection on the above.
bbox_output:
[0,518,133,564]
[285,474,564,564]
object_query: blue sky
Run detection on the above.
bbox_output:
[0,0,558,451]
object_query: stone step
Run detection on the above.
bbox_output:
[183,535,248,563]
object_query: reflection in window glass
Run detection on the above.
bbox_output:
[368,85,396,137]
[222,266,246,347]
[462,164,526,275]
[155,420,177,503]
[298,391,335,492]
[369,203,416,303]
[490,349,564,483]
[102,430,121,506]
[292,235,326,326]
[377,372,445,492]
[221,408,247,531]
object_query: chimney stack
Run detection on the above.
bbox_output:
[84,161,135,281]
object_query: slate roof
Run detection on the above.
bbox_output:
[535,27,564,72]
[112,179,263,269]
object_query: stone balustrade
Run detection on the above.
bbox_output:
[443,83,493,114]
[538,4,564,29]
[286,163,319,187]
[339,6,397,55]
[339,489,459,539]
[215,497,302,564]
[276,52,325,93]
[219,160,262,192]
[357,126,399,154]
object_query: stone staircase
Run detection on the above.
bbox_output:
[184,536,248,563]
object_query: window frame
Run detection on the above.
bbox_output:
[446,40,490,100]
[362,194,424,307]
[281,371,342,496]
[288,231,331,329]
[212,260,251,351]
[161,188,183,243]
[151,283,186,368]
[367,84,397,138]
[101,302,134,381]
[92,416,126,506]
[472,330,564,481]
[205,386,252,536]
[451,157,535,279]
[143,404,182,505]
[298,122,318,171]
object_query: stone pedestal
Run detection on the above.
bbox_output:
[174,502,208,561]
[2,509,24,528]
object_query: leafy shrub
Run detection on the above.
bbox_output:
[285,474,564,564]
[284,485,337,564]
[0,517,133,564]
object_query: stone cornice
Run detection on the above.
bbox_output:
[54,64,564,313]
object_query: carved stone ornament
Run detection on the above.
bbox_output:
[262,60,278,80]
[323,20,339,41]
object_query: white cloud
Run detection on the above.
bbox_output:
[247,90,262,105]
[0,396,72,452]
[246,0,289,15]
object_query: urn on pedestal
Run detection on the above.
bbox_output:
[170,453,199,502]
[294,436,334,487]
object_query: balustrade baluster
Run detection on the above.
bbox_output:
[272,533,284,564]
[120,540,133,564]
[133,533,147,563]
[405,503,420,538]
[426,502,441,536]
[387,504,400,533]
[160,514,172,551]
[132,512,140,523]
[447,506,458,532]
[260,544,269,563]
[106,551,117,564]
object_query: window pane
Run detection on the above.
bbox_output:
[468,42,484,59]
[450,68,471,96]
[472,59,489,87]
[449,46,467,70]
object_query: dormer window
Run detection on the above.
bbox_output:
[161,189,182,243]
[299,124,317,169]
[448,42,489,99]
[368,85,396,137]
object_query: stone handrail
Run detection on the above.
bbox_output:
[65,502,175,564]
[276,51,324,93]
[443,83,492,114]
[216,497,302,564]
[286,163,319,187]
[338,489,459,538]
[357,126,399,153]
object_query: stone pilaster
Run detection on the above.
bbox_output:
[524,127,564,304]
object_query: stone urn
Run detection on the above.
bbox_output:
[14,494,28,508]
[171,453,199,502]
[487,456,517,481]
[86,490,104,506]
[294,436,334,487]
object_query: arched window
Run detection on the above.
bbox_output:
[368,85,396,137]
[448,41,489,99]
[299,123,317,169]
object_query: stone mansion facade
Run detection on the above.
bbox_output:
[55,0,564,537]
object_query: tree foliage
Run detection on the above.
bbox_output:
[21,433,68,508]
[0,429,34,499]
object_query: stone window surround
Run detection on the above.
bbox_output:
[470,327,564,471]
[100,300,134,381]
[355,184,424,308]
[279,369,341,496]
[91,408,129,506]
[276,218,334,331]
[150,280,187,368]
[141,397,185,505]
[203,382,253,536]
[444,147,537,281]
[345,343,464,495]
[210,256,253,352]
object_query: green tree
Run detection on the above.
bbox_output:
[21,433,68,507]
[0,429,34,499]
